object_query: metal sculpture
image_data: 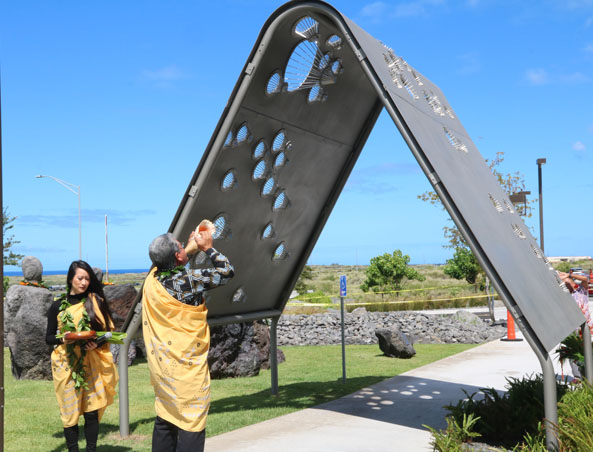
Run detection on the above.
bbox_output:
[119,2,588,448]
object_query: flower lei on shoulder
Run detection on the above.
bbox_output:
[19,280,48,288]
[155,265,186,280]
[56,293,91,391]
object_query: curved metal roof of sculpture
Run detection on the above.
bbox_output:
[128,0,584,354]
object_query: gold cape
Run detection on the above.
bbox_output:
[51,295,118,427]
[142,268,211,432]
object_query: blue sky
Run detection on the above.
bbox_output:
[2,0,593,272]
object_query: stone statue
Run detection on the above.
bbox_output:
[92,267,103,283]
[21,256,43,283]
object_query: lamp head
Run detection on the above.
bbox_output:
[536,158,546,166]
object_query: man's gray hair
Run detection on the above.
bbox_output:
[149,233,179,270]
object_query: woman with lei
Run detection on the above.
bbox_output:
[45,260,118,452]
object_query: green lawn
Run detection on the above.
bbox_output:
[5,343,475,451]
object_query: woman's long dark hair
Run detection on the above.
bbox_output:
[66,260,113,331]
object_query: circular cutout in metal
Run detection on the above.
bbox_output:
[212,214,230,239]
[232,287,246,303]
[511,223,526,240]
[262,177,275,196]
[266,71,282,95]
[530,243,543,259]
[308,85,323,103]
[331,60,342,75]
[236,124,249,143]
[443,127,467,153]
[488,193,503,213]
[253,140,266,159]
[326,34,342,49]
[274,152,286,168]
[285,39,320,92]
[252,159,267,180]
[293,16,319,39]
[273,191,288,210]
[262,222,275,239]
[221,170,237,191]
[273,242,288,260]
[223,131,233,147]
[272,131,286,152]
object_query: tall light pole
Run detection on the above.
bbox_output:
[536,158,546,253]
[36,175,82,259]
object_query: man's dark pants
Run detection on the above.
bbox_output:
[152,416,206,452]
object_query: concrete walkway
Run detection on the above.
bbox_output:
[206,316,568,452]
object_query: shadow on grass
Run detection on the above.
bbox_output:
[209,375,393,415]
[49,416,154,452]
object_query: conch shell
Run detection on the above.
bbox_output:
[184,219,215,255]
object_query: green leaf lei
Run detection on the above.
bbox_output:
[57,294,91,391]
[156,265,186,280]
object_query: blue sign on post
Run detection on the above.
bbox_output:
[339,275,347,297]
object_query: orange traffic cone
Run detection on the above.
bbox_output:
[501,309,523,342]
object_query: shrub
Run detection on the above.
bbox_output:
[445,374,569,448]
[425,413,481,452]
[557,380,593,451]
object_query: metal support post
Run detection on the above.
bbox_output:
[119,302,143,437]
[537,158,546,252]
[340,295,346,383]
[534,352,558,451]
[270,316,279,396]
[582,324,593,383]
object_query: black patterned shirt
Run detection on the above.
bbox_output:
[156,248,234,306]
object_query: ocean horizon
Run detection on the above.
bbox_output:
[4,268,149,277]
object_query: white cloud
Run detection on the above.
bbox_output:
[562,0,593,9]
[141,65,190,82]
[525,68,549,85]
[360,2,389,20]
[585,42,593,52]
[573,141,586,151]
[561,72,593,83]
[359,0,446,21]
[524,69,591,86]
[586,15,593,27]
[394,2,427,17]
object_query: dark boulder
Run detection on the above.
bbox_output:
[103,284,138,331]
[375,326,416,359]
[103,284,142,364]
[209,322,285,378]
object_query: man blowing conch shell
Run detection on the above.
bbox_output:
[143,223,234,452]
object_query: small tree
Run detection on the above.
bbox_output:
[361,250,425,294]
[3,207,23,266]
[443,247,481,287]
[294,265,313,294]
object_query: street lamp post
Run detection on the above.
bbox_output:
[36,175,82,259]
[536,158,546,253]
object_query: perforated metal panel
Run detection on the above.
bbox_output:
[150,0,583,352]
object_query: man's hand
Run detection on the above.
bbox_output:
[196,228,213,251]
